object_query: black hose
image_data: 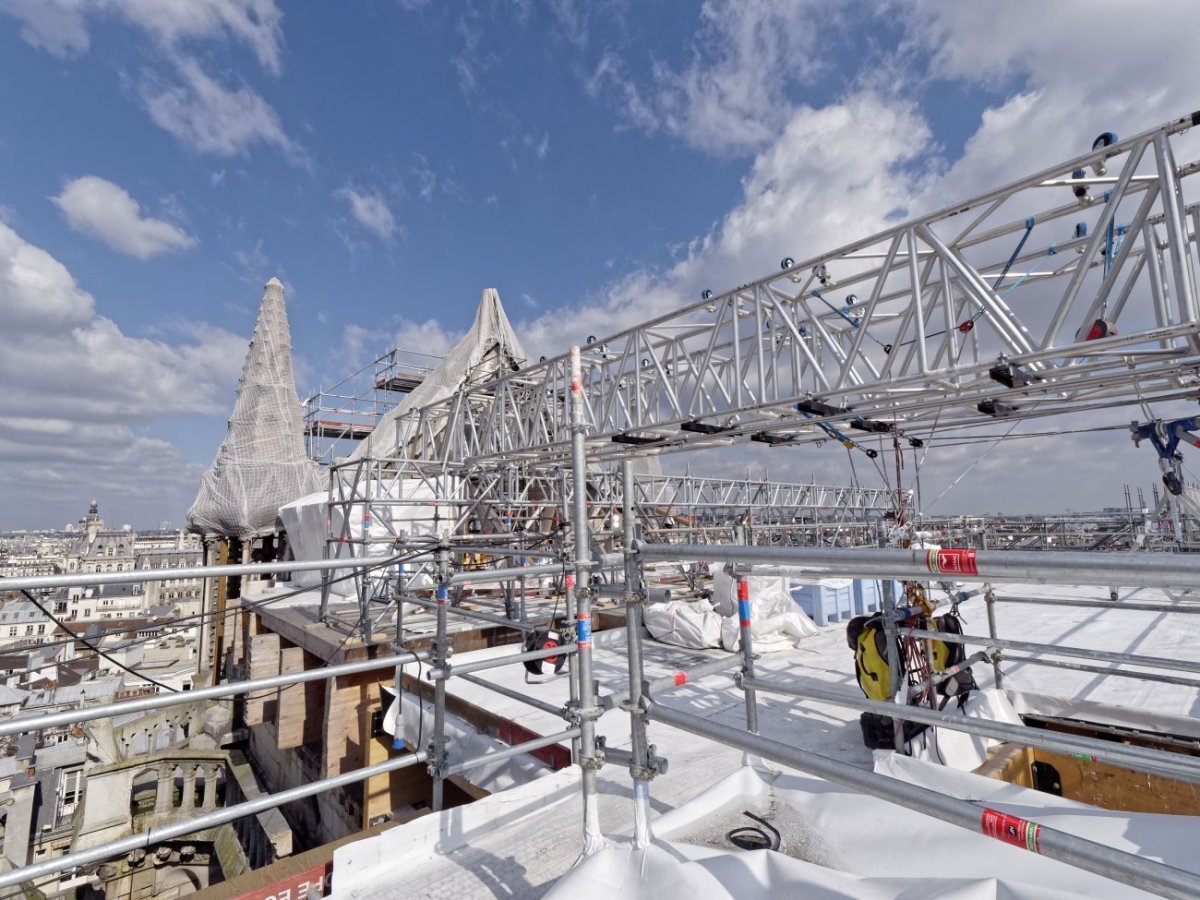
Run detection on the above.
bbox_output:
[727,810,782,851]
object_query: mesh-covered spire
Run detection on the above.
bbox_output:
[349,288,527,461]
[187,278,322,539]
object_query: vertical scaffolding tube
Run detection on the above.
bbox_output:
[569,346,604,856]
[622,459,653,848]
[737,576,760,736]
[880,578,905,753]
[393,557,406,750]
[431,541,450,812]
[985,587,1004,689]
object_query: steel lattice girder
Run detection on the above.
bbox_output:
[393,111,1200,467]
[325,457,897,533]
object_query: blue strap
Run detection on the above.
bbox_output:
[811,289,889,349]
[992,217,1036,292]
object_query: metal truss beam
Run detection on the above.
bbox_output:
[391,111,1200,467]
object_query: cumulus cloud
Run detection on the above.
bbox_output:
[517,1,1200,512]
[140,57,304,164]
[0,0,284,73]
[588,0,850,156]
[0,0,91,57]
[52,176,197,260]
[336,187,398,242]
[517,92,933,354]
[0,220,246,525]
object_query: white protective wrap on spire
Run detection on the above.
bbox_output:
[349,288,527,461]
[187,278,322,539]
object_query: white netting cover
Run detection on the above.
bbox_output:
[187,278,322,539]
[349,288,527,461]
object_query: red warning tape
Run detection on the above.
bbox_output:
[673,672,688,687]
[981,808,1041,853]
[926,548,978,577]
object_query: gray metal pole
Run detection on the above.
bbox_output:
[444,729,581,777]
[394,553,407,750]
[0,650,430,739]
[984,587,1004,689]
[623,459,654,848]
[632,541,1200,590]
[1002,653,1200,690]
[457,673,564,716]
[569,345,604,855]
[880,578,905,752]
[907,627,1200,676]
[2,553,426,593]
[644,700,1200,899]
[400,594,539,632]
[602,653,742,711]
[431,541,450,812]
[735,574,760,736]
[739,675,1200,785]
[0,750,428,891]
[432,642,578,679]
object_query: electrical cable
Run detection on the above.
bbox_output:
[2,550,425,691]
[726,810,782,852]
[3,559,391,678]
[17,588,179,692]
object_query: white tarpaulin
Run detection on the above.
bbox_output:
[278,478,447,597]
[643,599,724,649]
[187,278,322,539]
[547,763,1200,899]
[349,288,527,461]
[710,567,819,652]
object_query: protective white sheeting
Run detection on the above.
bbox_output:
[548,763,1199,899]
[710,566,819,652]
[904,688,1200,773]
[187,278,323,539]
[349,288,527,461]
[278,478,445,596]
[643,599,723,649]
[905,689,1025,771]
[1008,689,1200,740]
[394,690,553,795]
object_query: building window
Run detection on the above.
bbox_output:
[37,624,45,635]
[24,625,32,636]
[7,627,15,637]
[58,768,83,824]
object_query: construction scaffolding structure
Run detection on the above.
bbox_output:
[302,347,443,465]
[8,110,1200,897]
[9,494,1200,895]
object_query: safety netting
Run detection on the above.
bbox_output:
[187,278,322,539]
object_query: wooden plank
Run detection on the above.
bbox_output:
[245,633,281,727]
[276,647,307,750]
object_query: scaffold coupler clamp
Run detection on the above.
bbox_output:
[636,744,669,781]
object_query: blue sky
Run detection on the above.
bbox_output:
[1,1,1198,530]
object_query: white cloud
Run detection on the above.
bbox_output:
[111,0,285,74]
[517,92,932,353]
[52,176,197,260]
[140,56,305,164]
[0,0,284,73]
[0,220,247,525]
[588,0,845,156]
[336,186,397,242]
[0,0,90,57]
[517,1,1200,511]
